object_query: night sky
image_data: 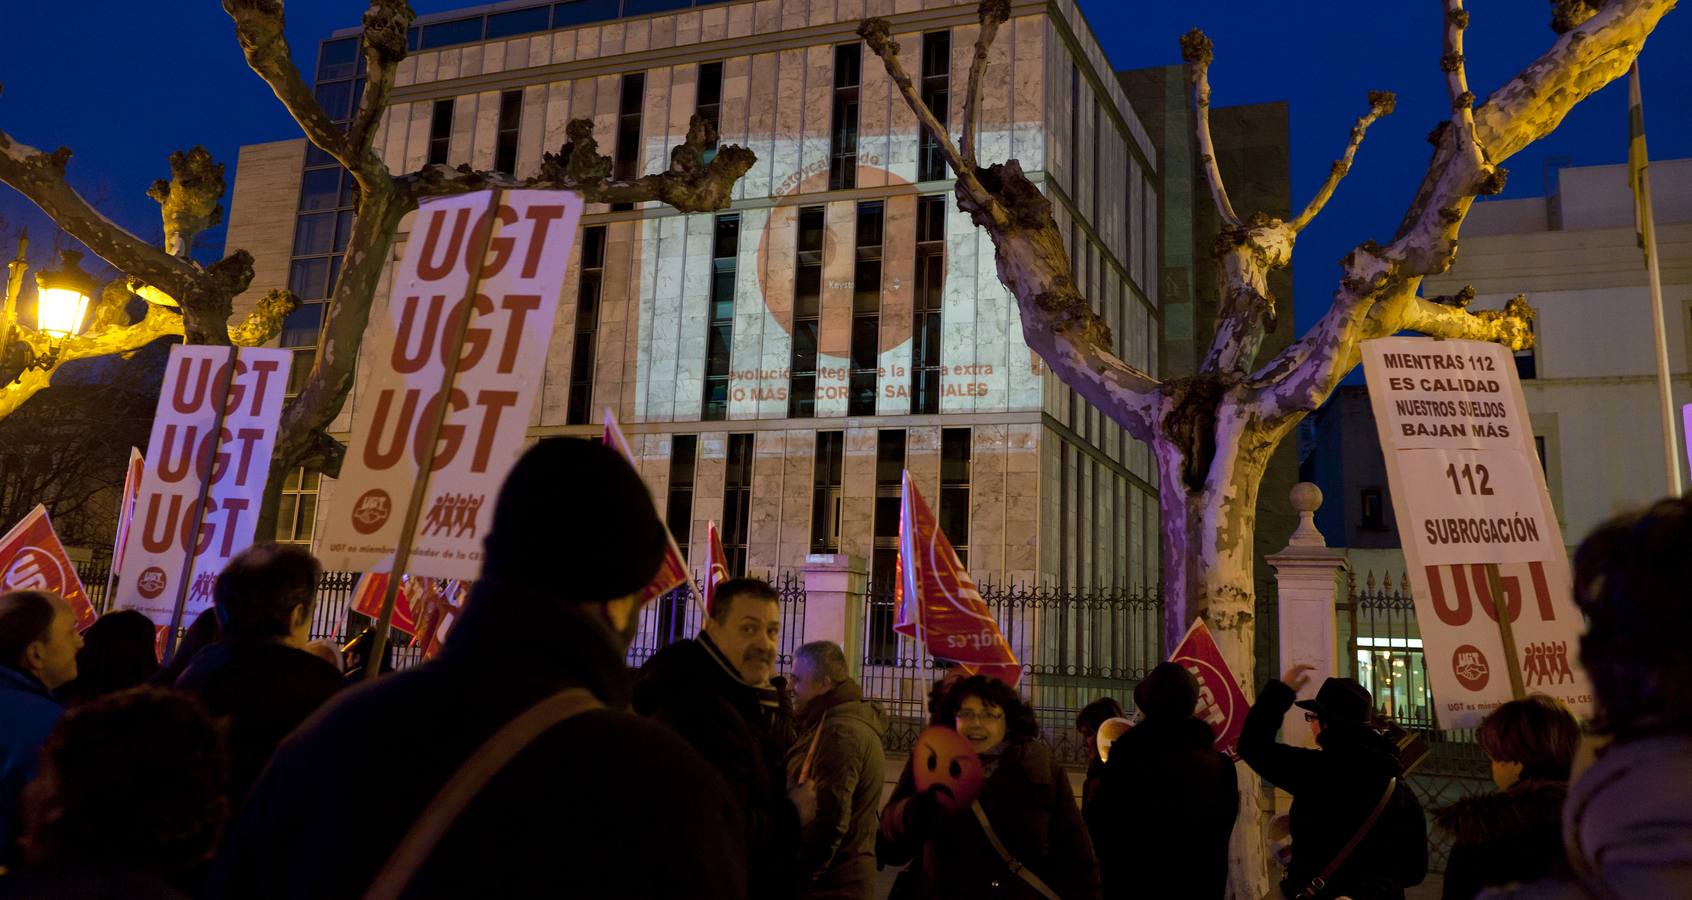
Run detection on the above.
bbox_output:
[0,0,1686,339]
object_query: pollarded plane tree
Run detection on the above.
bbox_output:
[0,0,757,535]
[858,0,1670,893]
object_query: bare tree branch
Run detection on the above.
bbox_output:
[1289,91,1395,233]
[222,0,357,173]
[1443,0,1484,174]
[1400,292,1536,348]
[1180,30,1241,229]
[147,147,225,260]
[959,0,1011,169]
[0,304,181,420]
[350,0,414,161]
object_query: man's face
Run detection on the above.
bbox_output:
[1078,724,1099,761]
[790,656,832,712]
[29,600,82,690]
[704,592,781,685]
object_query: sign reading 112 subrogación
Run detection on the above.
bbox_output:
[1362,337,1593,729]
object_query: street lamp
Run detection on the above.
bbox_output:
[34,249,95,343]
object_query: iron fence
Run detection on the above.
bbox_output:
[859,580,1164,765]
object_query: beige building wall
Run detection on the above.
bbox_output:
[222,138,306,328]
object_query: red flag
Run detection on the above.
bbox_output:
[893,472,1021,686]
[704,520,731,616]
[1170,618,1251,761]
[351,572,421,637]
[0,505,95,630]
[604,409,697,607]
[413,580,467,660]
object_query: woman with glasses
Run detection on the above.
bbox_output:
[877,675,1101,899]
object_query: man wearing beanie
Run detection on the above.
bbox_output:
[1084,662,1237,899]
[1240,666,1428,899]
[210,439,747,899]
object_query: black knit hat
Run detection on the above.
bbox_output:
[1134,661,1199,721]
[480,438,669,602]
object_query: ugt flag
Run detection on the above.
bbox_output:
[351,572,422,637]
[894,471,1021,686]
[704,520,732,616]
[604,410,696,607]
[0,505,95,629]
[1169,618,1251,760]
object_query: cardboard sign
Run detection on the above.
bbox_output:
[115,345,290,628]
[1362,337,1593,728]
[108,448,144,598]
[318,190,584,579]
[0,505,94,629]
[1169,618,1250,760]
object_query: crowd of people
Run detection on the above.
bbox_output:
[0,438,1688,898]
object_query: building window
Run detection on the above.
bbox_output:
[612,73,645,211]
[1515,321,1537,380]
[918,31,951,183]
[811,431,845,553]
[911,195,945,414]
[704,215,739,421]
[427,98,454,166]
[790,206,826,418]
[666,435,698,558]
[869,429,906,664]
[275,468,321,544]
[696,61,723,160]
[722,433,754,576]
[567,225,607,426]
[494,89,522,176]
[829,44,861,191]
[1360,487,1386,531]
[850,201,884,416]
[940,428,971,566]
[1070,64,1080,189]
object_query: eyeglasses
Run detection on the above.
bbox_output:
[956,710,1005,723]
[1303,713,1319,724]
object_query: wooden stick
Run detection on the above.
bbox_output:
[1482,563,1526,699]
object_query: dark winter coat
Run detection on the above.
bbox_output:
[783,683,888,899]
[174,639,344,805]
[879,737,1102,900]
[1240,680,1428,900]
[634,634,799,900]
[0,666,61,864]
[1085,716,1239,899]
[208,580,747,900]
[1436,779,1567,900]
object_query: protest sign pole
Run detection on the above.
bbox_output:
[163,345,241,662]
[365,187,506,681]
[1482,563,1527,700]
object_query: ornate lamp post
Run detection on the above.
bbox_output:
[33,249,95,352]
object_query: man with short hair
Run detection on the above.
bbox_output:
[176,543,344,805]
[635,578,814,899]
[785,640,886,900]
[212,439,746,899]
[0,590,81,861]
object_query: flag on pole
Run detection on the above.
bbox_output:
[107,448,144,595]
[704,520,732,616]
[0,505,95,629]
[1169,618,1252,760]
[351,572,421,637]
[893,471,1021,686]
[1628,61,1652,266]
[604,409,698,608]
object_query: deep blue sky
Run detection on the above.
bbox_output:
[0,1,1687,337]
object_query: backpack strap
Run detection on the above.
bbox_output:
[1296,776,1397,899]
[363,688,605,900]
[969,801,1062,900]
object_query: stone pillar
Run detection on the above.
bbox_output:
[801,553,868,680]
[1266,483,1351,757]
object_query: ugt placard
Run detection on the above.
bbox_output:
[318,190,583,580]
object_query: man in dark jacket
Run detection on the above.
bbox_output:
[785,640,887,899]
[635,577,813,900]
[1240,666,1428,900]
[210,439,747,900]
[1087,661,1238,899]
[175,544,343,805]
[0,591,81,862]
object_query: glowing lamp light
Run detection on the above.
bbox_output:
[34,250,96,341]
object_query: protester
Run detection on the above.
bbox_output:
[1074,696,1123,814]
[1086,662,1237,899]
[0,686,227,899]
[635,577,811,899]
[211,439,746,899]
[175,544,344,805]
[1486,497,1692,897]
[879,674,1101,900]
[1435,695,1577,899]
[1240,667,1427,899]
[784,640,887,899]
[0,591,81,863]
[148,607,220,688]
[57,609,159,705]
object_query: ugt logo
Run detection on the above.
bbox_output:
[352,489,393,535]
[1452,644,1490,691]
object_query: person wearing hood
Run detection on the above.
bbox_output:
[1435,695,1577,899]
[1085,661,1237,899]
[1239,668,1427,900]
[634,577,814,900]
[208,439,747,900]
[784,640,887,899]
